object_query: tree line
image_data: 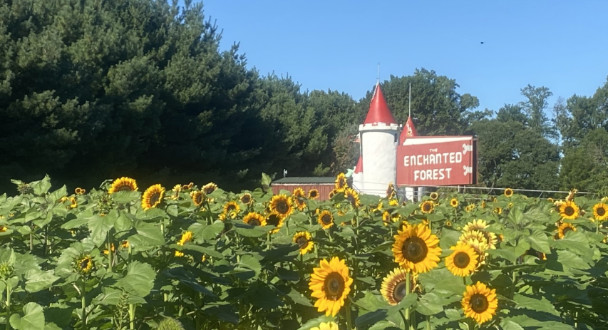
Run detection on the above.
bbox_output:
[1,0,607,195]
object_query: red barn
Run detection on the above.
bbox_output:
[270,177,335,200]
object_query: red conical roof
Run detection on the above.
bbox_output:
[363,83,396,125]
[399,116,418,144]
[354,155,363,173]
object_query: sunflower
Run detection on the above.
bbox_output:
[392,223,441,274]
[293,193,307,211]
[335,173,348,190]
[504,188,513,197]
[293,231,314,255]
[177,231,193,246]
[493,207,502,214]
[174,251,184,257]
[70,197,78,209]
[344,188,361,208]
[420,200,435,214]
[108,177,138,194]
[293,187,305,199]
[317,210,334,229]
[310,322,339,330]
[270,194,293,218]
[328,189,338,199]
[556,222,576,239]
[240,192,253,205]
[190,190,205,206]
[141,184,165,210]
[266,212,285,233]
[465,204,476,212]
[429,192,439,200]
[75,187,86,195]
[386,183,396,199]
[450,198,459,208]
[170,184,181,200]
[382,211,391,226]
[463,219,488,232]
[0,225,7,232]
[446,243,479,277]
[559,201,579,220]
[121,240,129,249]
[462,282,498,324]
[593,202,608,221]
[380,267,413,305]
[389,198,399,206]
[309,257,353,316]
[202,182,218,195]
[243,212,266,226]
[223,201,240,219]
[308,189,319,200]
[76,255,94,275]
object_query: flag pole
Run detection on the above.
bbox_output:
[408,83,412,118]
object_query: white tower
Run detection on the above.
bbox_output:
[354,83,400,197]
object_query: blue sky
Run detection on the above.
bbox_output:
[199,1,608,114]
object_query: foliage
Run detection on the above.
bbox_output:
[471,119,560,191]
[0,175,606,329]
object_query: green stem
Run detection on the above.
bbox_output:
[405,272,411,328]
[81,279,87,328]
[344,298,353,330]
[129,303,135,330]
[5,284,11,330]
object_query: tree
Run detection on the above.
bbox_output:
[555,78,608,149]
[519,84,555,138]
[559,128,608,193]
[471,118,560,191]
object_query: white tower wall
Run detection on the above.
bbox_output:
[359,123,400,197]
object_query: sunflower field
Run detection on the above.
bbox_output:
[0,175,607,330]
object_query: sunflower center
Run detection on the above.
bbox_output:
[597,207,606,216]
[276,201,289,214]
[296,236,308,248]
[267,215,280,227]
[241,196,251,204]
[564,206,575,216]
[422,203,432,212]
[454,251,471,268]
[324,272,345,300]
[149,193,161,206]
[321,214,332,225]
[116,184,133,192]
[249,218,261,226]
[402,237,428,263]
[470,294,489,313]
[310,191,318,198]
[392,280,407,302]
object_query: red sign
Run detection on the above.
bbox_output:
[397,136,476,186]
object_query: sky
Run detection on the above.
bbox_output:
[198,1,608,114]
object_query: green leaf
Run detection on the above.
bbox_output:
[116,261,156,297]
[88,214,115,247]
[500,319,525,330]
[24,270,59,292]
[416,292,449,315]
[234,224,270,237]
[199,220,225,240]
[355,309,388,328]
[513,293,559,316]
[525,230,551,254]
[93,288,124,306]
[31,175,52,196]
[9,302,45,330]
[237,254,262,276]
[557,250,590,270]
[128,222,165,248]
